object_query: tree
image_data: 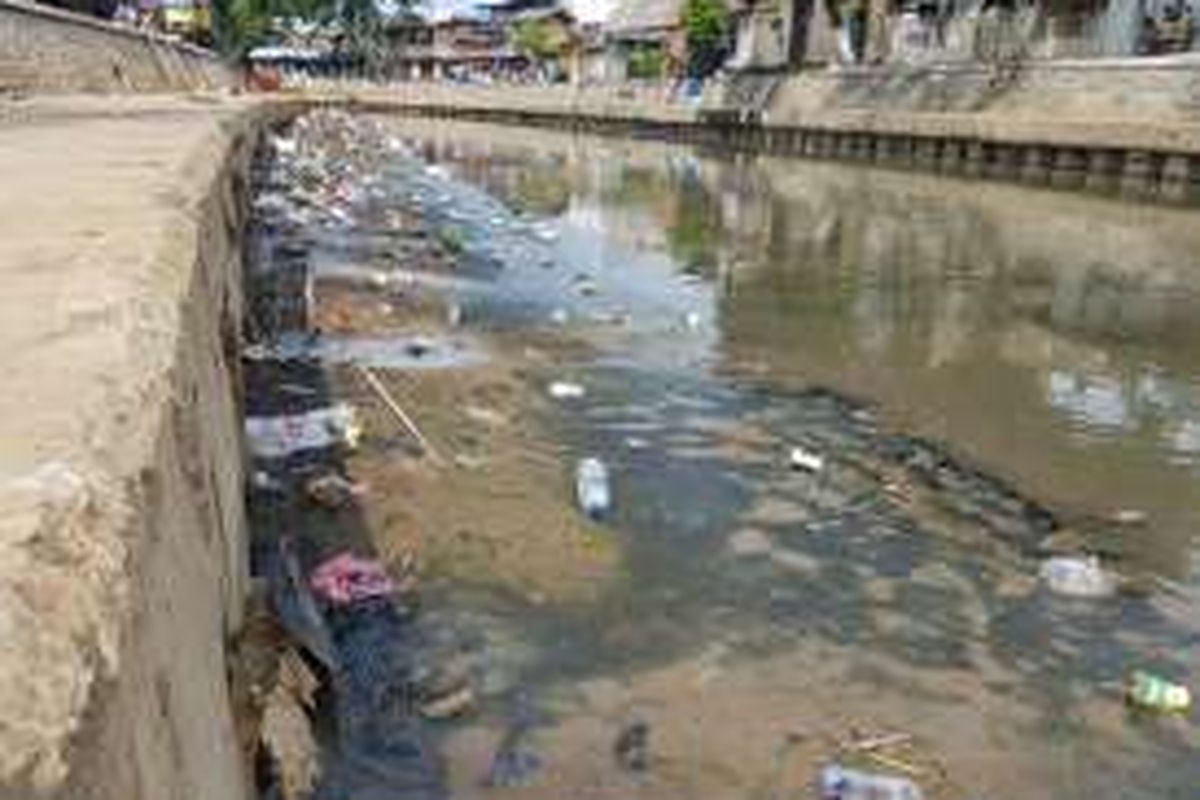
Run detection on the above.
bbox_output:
[211,0,397,64]
[627,44,665,79]
[681,0,729,77]
[211,0,271,57]
[513,18,560,60]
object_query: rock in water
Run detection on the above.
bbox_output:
[614,720,650,771]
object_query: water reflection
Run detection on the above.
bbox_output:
[402,120,1200,565]
[383,118,1200,800]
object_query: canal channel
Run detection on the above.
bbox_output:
[247,110,1200,800]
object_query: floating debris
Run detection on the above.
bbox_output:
[304,473,367,510]
[271,136,298,156]
[261,648,321,800]
[614,720,650,772]
[405,337,435,359]
[354,364,444,464]
[576,457,612,520]
[728,528,773,557]
[419,686,477,721]
[789,445,825,473]
[1039,555,1117,599]
[818,763,924,800]
[251,469,286,494]
[1111,509,1149,526]
[548,381,586,400]
[310,553,397,607]
[244,405,361,459]
[1127,670,1191,713]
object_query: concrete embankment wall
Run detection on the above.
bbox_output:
[0,0,232,93]
[0,96,281,800]
[347,61,1200,202]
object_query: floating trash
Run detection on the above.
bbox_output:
[818,764,924,800]
[576,457,612,520]
[271,136,298,156]
[244,405,361,459]
[310,553,396,607]
[548,381,586,400]
[614,720,650,772]
[304,473,368,510]
[1039,555,1117,599]
[789,445,825,473]
[1127,670,1191,713]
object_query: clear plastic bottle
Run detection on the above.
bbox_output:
[819,764,924,800]
[576,457,611,520]
[1039,555,1116,598]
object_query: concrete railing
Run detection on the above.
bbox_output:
[0,0,233,93]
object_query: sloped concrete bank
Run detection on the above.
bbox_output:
[0,0,232,94]
[346,67,1200,203]
[0,95,294,800]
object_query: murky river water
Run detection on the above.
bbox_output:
[279,116,1200,799]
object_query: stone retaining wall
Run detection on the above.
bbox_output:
[0,0,232,94]
[344,63,1200,203]
[0,96,282,800]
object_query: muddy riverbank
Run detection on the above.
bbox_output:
[243,110,1200,800]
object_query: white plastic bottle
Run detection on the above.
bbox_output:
[819,764,924,800]
[575,458,611,520]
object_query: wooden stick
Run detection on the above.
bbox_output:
[1151,573,1194,601]
[353,364,444,466]
[846,732,913,753]
[865,751,925,777]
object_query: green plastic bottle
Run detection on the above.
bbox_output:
[1127,670,1191,713]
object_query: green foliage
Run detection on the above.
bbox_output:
[212,0,396,60]
[680,0,729,76]
[626,44,664,79]
[515,168,570,215]
[513,18,564,60]
[666,191,719,274]
[681,0,728,50]
[437,226,466,255]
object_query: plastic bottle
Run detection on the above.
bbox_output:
[1127,670,1191,713]
[576,458,611,520]
[790,445,825,473]
[1039,555,1116,598]
[819,764,924,800]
